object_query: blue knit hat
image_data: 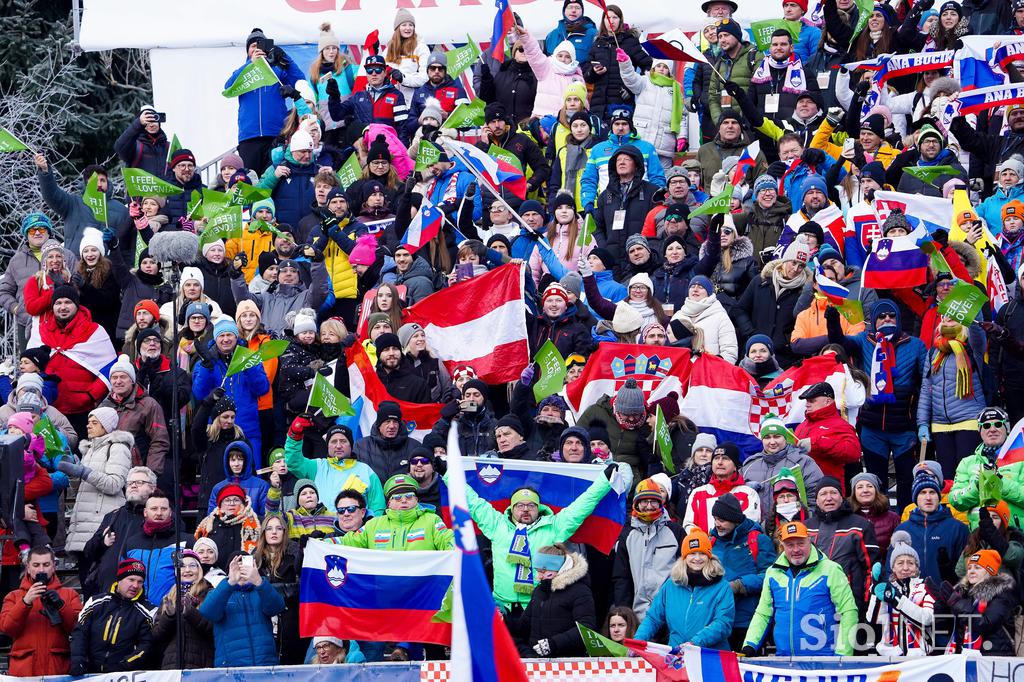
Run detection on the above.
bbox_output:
[185,301,212,322]
[20,212,52,236]
[745,334,774,356]
[871,299,900,330]
[252,197,276,217]
[519,200,545,220]
[213,319,239,339]
[911,471,941,502]
[753,174,777,197]
[800,174,828,203]
[689,275,714,297]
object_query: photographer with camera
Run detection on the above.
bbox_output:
[227,27,305,174]
[0,546,83,677]
[114,105,170,178]
[428,377,498,456]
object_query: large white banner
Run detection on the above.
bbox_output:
[80,0,772,52]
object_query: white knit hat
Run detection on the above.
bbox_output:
[611,302,643,334]
[180,266,204,288]
[201,239,225,259]
[290,129,314,153]
[89,406,120,435]
[79,228,105,257]
[317,22,339,53]
[109,354,136,383]
[293,313,317,335]
[628,272,653,294]
[781,240,811,265]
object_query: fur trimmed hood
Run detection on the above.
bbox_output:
[698,235,754,262]
[550,552,589,591]
[948,240,982,279]
[960,571,1016,602]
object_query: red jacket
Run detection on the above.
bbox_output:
[0,574,82,677]
[2,464,53,567]
[37,307,111,415]
[794,402,861,490]
[22,274,56,317]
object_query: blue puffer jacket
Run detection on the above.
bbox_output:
[199,578,286,667]
[710,518,777,628]
[227,54,305,143]
[794,23,823,65]
[634,572,735,649]
[917,324,986,428]
[256,151,318,229]
[977,182,1024,235]
[543,17,598,62]
[192,344,270,457]
[123,526,193,602]
[580,133,666,210]
[207,440,270,517]
[890,505,970,583]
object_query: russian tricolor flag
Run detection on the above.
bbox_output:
[442,457,627,553]
[730,140,760,186]
[400,195,443,254]
[682,645,742,682]
[490,0,515,63]
[815,262,851,305]
[998,417,1024,467]
[299,540,456,645]
[443,138,527,200]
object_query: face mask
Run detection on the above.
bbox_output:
[633,508,662,524]
[776,501,801,519]
[877,323,897,337]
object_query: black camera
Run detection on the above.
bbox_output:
[257,37,280,66]
[34,573,64,626]
[154,112,167,123]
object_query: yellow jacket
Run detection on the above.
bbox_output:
[810,119,900,170]
[225,223,275,282]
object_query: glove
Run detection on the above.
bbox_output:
[874,581,900,607]
[101,227,118,249]
[688,99,699,113]
[824,305,840,323]
[465,182,477,199]
[917,424,930,442]
[577,255,593,277]
[289,414,314,441]
[854,79,872,97]
[129,201,143,219]
[766,160,788,179]
[676,137,687,153]
[341,333,357,349]
[937,546,958,583]
[740,645,757,658]
[325,77,340,101]
[309,530,326,540]
[390,69,404,84]
[178,216,196,233]
[303,245,324,262]
[826,106,845,126]
[533,639,551,657]
[933,579,957,606]
[317,366,332,376]
[605,461,629,482]
[871,561,883,583]
[797,437,811,451]
[134,215,149,231]
[615,48,629,63]
[211,386,227,402]
[57,460,88,478]
[801,148,826,166]
[520,363,536,387]
[279,84,301,100]
[917,0,935,10]
[932,228,949,249]
[723,80,742,99]
[195,343,215,369]
[69,272,85,289]
[440,400,460,420]
[48,268,65,287]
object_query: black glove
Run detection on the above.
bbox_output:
[604,463,620,480]
[824,305,840,323]
[211,386,226,402]
[341,332,357,349]
[49,269,65,287]
[801,148,826,166]
[766,160,789,179]
[325,77,341,101]
[740,645,757,658]
[280,84,301,100]
[196,344,214,370]
[932,228,949,249]
[440,400,460,420]
[723,80,742,99]
[937,547,957,583]
[465,182,477,199]
[310,530,326,540]
[854,79,871,97]
[852,145,867,170]
[390,69,404,84]
[688,99,699,113]
[70,272,85,288]
[317,366,332,376]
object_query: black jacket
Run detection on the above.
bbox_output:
[584,31,652,121]
[151,589,214,669]
[262,543,306,665]
[78,267,122,342]
[195,258,237,319]
[513,553,596,657]
[477,129,550,191]
[430,407,498,458]
[191,396,249,514]
[110,251,174,340]
[81,502,147,598]
[949,572,1018,655]
[163,174,205,224]
[377,357,432,404]
[135,354,192,427]
[353,430,423,482]
[806,502,879,613]
[70,591,156,675]
[479,58,538,124]
[594,146,659,257]
[528,307,592,358]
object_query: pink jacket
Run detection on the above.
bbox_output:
[529,223,592,285]
[521,33,584,117]
[363,124,413,181]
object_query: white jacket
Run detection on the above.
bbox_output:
[875,577,935,657]
[619,59,677,167]
[673,296,738,364]
[385,42,432,102]
[65,430,134,552]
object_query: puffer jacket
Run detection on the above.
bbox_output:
[114,119,170,177]
[586,30,652,121]
[529,306,592,359]
[697,235,759,299]
[594,148,660,257]
[738,260,809,368]
[70,589,155,674]
[890,506,970,584]
[230,264,327,333]
[635,567,735,649]
[195,257,236,319]
[521,30,585,118]
[948,572,1018,655]
[978,183,1024,234]
[353,429,423,482]
[543,16,598,62]
[744,197,792,265]
[151,588,214,670]
[710,518,777,627]
[429,407,498,458]
[225,224,275,282]
[917,326,987,428]
[206,440,270,517]
[256,152,318,229]
[744,545,859,655]
[111,262,174,341]
[611,515,684,620]
[672,296,738,363]
[163,173,205,224]
[619,52,676,166]
[66,430,134,552]
[283,434,386,516]
[227,53,305,142]
[478,56,538,124]
[651,257,696,311]
[580,132,665,210]
[0,243,77,330]
[740,444,824,512]
[806,502,879,612]
[37,307,114,416]
[394,256,435,305]
[949,446,1024,528]
[793,402,862,483]
[515,552,596,658]
[0,574,83,677]
[36,167,129,258]
[192,343,271,457]
[200,578,286,667]
[122,523,193,603]
[311,211,359,301]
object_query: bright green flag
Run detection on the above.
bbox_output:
[189,187,232,218]
[837,299,864,324]
[488,144,523,172]
[123,168,184,198]
[166,133,181,167]
[336,153,362,190]
[849,0,875,48]
[577,622,628,657]
[688,184,733,219]
[441,99,486,130]
[83,172,108,226]
[308,372,356,417]
[749,19,801,52]
[773,466,809,507]
[199,204,243,244]
[577,213,596,247]
[903,166,960,186]
[655,405,676,475]
[532,340,567,402]
[33,417,64,456]
[937,282,988,325]
[414,139,442,172]
[228,182,271,207]
[257,339,289,361]
[446,35,483,78]
[0,126,29,153]
[222,57,281,97]
[980,467,1003,507]
[225,345,260,376]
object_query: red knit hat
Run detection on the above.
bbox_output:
[133,299,160,321]
[216,484,247,507]
[116,558,146,581]
[784,0,809,12]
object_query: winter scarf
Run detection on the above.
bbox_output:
[509,525,534,594]
[197,502,261,554]
[614,409,648,430]
[932,323,974,399]
[771,264,809,299]
[143,517,174,536]
[751,54,807,95]
[869,331,897,404]
[650,71,684,134]
[680,294,716,319]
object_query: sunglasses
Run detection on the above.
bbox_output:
[981,421,1007,430]
[336,505,362,514]
[410,456,432,465]
[722,227,735,235]
[365,66,385,75]
[876,312,897,320]
[428,65,446,71]
[26,227,49,236]
[390,492,417,501]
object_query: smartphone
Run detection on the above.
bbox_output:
[240,555,255,568]
[842,138,856,155]
[258,37,275,54]
[456,263,475,281]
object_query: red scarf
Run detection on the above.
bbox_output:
[143,517,173,536]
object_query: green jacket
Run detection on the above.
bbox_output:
[463,473,612,610]
[283,435,386,517]
[708,41,758,126]
[333,507,454,551]
[948,446,1024,529]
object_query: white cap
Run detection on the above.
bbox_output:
[79,228,105,257]
[180,266,204,288]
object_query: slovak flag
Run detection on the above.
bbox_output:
[490,0,515,63]
[399,195,443,253]
[860,224,930,290]
[446,422,529,682]
[815,262,851,305]
[443,138,527,199]
[731,141,760,186]
[997,417,1024,467]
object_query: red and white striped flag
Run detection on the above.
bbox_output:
[402,263,529,384]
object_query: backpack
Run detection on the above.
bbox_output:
[711,529,761,562]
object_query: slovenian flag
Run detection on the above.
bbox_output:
[490,0,515,63]
[957,36,1008,91]
[399,195,443,254]
[997,417,1024,467]
[443,138,527,200]
[299,540,456,645]
[860,223,930,290]
[682,645,742,682]
[441,457,628,553]
[730,140,760,186]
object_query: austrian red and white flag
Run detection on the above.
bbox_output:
[402,263,529,385]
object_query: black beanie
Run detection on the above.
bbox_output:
[590,247,617,270]
[51,284,79,308]
[258,251,279,277]
[495,414,525,438]
[797,221,825,245]
[461,379,489,398]
[20,345,51,372]
[366,134,392,163]
[713,442,742,470]
[375,332,402,354]
[134,327,163,351]
[376,400,402,427]
[712,493,746,524]
[587,419,611,445]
